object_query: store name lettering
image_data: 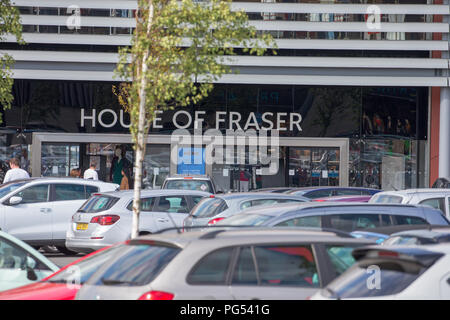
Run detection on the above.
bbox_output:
[80,109,303,131]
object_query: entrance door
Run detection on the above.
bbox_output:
[289,147,340,187]
[41,144,79,177]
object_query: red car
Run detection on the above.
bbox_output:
[0,244,124,300]
[312,195,372,203]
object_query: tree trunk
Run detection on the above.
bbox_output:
[131,0,154,239]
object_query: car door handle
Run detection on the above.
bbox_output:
[40,208,51,213]
[157,218,169,223]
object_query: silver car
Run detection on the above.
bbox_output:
[183,192,310,228]
[75,228,374,300]
[312,243,450,299]
[369,188,450,219]
[66,189,211,253]
[0,178,118,254]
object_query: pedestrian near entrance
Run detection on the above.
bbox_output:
[3,158,30,184]
[120,165,132,190]
[83,162,99,180]
[239,169,251,192]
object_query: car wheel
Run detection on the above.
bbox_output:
[56,246,78,255]
[41,245,59,254]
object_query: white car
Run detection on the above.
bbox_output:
[0,178,119,254]
[0,229,59,292]
[66,189,211,253]
[311,243,450,300]
[369,189,450,219]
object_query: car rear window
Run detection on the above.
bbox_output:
[165,179,212,193]
[95,244,180,286]
[324,259,430,298]
[371,194,404,204]
[216,213,272,226]
[47,245,125,284]
[190,197,228,218]
[78,195,119,213]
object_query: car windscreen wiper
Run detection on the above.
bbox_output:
[101,278,138,286]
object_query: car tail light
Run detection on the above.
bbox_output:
[208,217,225,225]
[184,177,193,179]
[313,199,326,202]
[90,215,120,226]
[138,291,174,300]
[378,251,399,258]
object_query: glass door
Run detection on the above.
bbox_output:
[289,147,340,187]
[41,143,80,177]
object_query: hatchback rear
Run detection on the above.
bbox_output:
[66,190,210,253]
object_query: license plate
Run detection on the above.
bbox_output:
[76,223,89,231]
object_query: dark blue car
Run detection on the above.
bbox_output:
[285,187,381,200]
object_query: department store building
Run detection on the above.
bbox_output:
[1,0,449,192]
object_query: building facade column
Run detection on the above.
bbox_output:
[439,87,450,178]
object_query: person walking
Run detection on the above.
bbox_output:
[3,158,30,183]
[83,162,99,180]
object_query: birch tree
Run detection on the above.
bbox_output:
[0,1,23,122]
[115,0,275,239]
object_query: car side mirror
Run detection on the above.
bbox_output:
[8,196,23,206]
[25,256,38,281]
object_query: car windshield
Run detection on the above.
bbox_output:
[190,197,228,218]
[216,213,272,226]
[78,195,119,213]
[0,182,27,198]
[165,179,212,193]
[47,245,125,284]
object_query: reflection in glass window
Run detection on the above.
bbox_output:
[419,198,445,213]
[254,245,319,287]
[232,247,258,285]
[53,184,86,201]
[188,247,233,285]
[16,184,49,204]
[154,196,189,213]
[329,214,381,232]
[325,246,357,276]
[276,216,321,228]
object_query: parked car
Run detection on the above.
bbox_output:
[162,175,220,194]
[183,192,310,228]
[216,202,450,232]
[311,244,450,299]
[313,195,373,203]
[66,189,211,253]
[382,226,450,246]
[369,188,450,219]
[0,229,59,292]
[286,187,381,200]
[0,178,119,254]
[75,228,375,300]
[0,243,124,299]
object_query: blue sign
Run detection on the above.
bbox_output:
[177,147,206,175]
